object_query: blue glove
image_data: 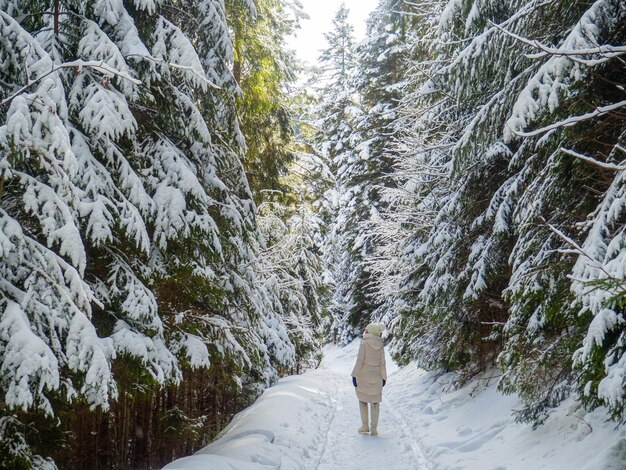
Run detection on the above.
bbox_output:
[383,379,386,387]
[352,377,357,387]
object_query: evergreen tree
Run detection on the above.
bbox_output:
[228,0,301,200]
[353,0,419,331]
[314,3,368,341]
[375,0,626,424]
[0,0,316,466]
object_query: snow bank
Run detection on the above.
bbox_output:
[387,366,626,470]
[163,366,339,470]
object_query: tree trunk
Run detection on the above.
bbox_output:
[54,0,59,35]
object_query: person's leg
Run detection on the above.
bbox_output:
[358,401,369,432]
[370,403,380,436]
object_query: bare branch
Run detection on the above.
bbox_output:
[489,21,626,66]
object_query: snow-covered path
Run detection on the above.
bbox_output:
[164,342,626,470]
[164,341,428,469]
[315,344,427,469]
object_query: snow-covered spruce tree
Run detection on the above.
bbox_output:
[256,198,329,372]
[283,89,336,340]
[0,3,163,465]
[359,0,447,363]
[432,0,626,422]
[0,0,304,467]
[291,87,336,231]
[289,91,336,326]
[315,3,368,341]
[353,0,421,334]
[353,0,413,192]
[365,0,470,371]
[383,0,626,424]
[499,0,626,423]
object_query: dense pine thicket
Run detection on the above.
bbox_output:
[321,0,626,426]
[0,1,328,468]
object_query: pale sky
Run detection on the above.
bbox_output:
[287,0,379,68]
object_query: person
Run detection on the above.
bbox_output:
[351,322,387,436]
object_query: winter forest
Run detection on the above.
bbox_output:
[0,0,625,468]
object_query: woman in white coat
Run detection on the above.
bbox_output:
[351,323,387,436]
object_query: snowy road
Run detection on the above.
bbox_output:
[164,341,429,469]
[164,342,625,470]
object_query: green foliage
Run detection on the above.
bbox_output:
[357,0,626,426]
[575,278,626,424]
[228,0,299,200]
[0,412,60,470]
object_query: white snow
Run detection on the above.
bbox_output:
[0,301,60,414]
[390,368,626,470]
[163,341,626,469]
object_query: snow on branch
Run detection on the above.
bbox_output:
[1,60,141,108]
[509,99,626,137]
[125,54,222,90]
[560,147,626,171]
[443,1,552,74]
[490,21,626,65]
[543,218,618,283]
[504,0,624,141]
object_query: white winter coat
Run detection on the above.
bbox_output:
[351,333,387,403]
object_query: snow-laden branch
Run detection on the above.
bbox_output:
[167,63,222,90]
[1,60,141,107]
[526,44,626,60]
[543,219,619,283]
[491,21,626,65]
[510,99,626,137]
[124,53,221,89]
[560,147,626,171]
[443,1,552,74]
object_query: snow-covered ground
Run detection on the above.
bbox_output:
[164,342,626,469]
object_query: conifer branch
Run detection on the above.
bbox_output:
[509,99,626,137]
[560,148,626,171]
[490,21,626,65]
[1,60,141,107]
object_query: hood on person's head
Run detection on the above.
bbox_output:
[365,322,384,337]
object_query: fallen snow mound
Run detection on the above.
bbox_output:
[163,362,339,470]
